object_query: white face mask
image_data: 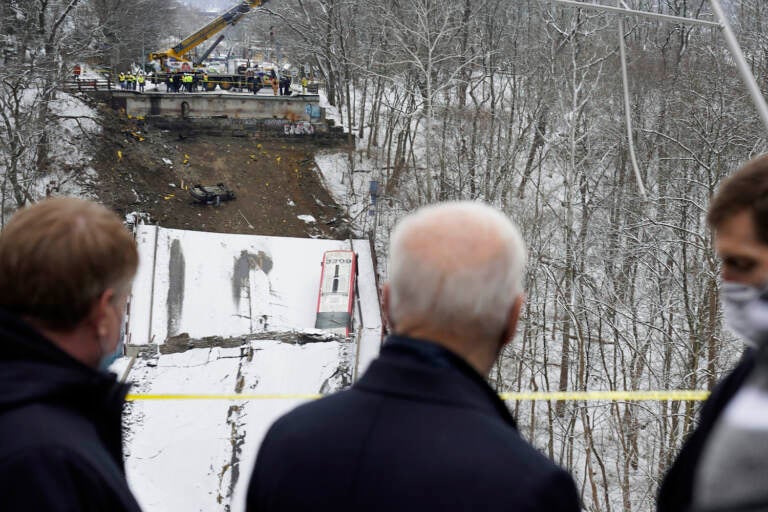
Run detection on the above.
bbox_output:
[722,281,768,348]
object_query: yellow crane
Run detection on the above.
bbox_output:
[149,0,269,70]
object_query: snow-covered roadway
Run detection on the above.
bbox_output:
[127,225,381,364]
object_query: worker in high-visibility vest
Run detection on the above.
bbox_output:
[126,73,135,91]
[137,74,145,93]
[182,73,193,93]
[202,73,209,92]
[118,72,125,89]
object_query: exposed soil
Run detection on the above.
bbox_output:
[92,105,351,238]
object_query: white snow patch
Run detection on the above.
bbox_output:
[297,214,316,223]
[314,153,351,208]
[318,90,342,129]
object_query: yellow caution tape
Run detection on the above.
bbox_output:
[126,393,323,401]
[125,390,710,402]
[498,390,710,401]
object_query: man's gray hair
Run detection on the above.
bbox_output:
[387,201,527,341]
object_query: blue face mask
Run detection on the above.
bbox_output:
[98,335,124,371]
[722,281,768,348]
[97,294,128,371]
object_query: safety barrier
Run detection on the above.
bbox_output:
[62,78,116,92]
[126,390,710,402]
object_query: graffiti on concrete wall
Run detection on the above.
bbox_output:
[284,122,315,135]
[263,118,288,128]
[304,105,322,119]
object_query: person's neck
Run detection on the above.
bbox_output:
[394,327,495,376]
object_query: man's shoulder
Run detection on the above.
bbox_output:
[696,350,757,429]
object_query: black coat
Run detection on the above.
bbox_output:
[247,335,581,512]
[657,350,757,512]
[0,309,142,511]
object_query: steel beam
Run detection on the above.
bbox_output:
[550,0,720,28]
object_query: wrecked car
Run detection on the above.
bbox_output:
[189,183,236,205]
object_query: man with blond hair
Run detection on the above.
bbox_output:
[0,197,142,511]
[246,201,580,511]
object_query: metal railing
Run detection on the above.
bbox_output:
[62,77,117,92]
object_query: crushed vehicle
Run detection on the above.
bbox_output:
[189,183,236,205]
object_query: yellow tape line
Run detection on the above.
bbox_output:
[126,390,710,402]
[126,393,323,401]
[498,390,709,401]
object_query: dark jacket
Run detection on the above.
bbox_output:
[247,335,581,512]
[657,350,757,512]
[0,309,142,511]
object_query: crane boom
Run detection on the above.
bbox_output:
[149,0,268,65]
[194,35,226,67]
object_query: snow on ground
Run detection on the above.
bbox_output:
[314,153,351,208]
[351,239,382,377]
[38,92,101,198]
[297,214,316,223]
[1,89,100,206]
[123,339,347,512]
[318,90,342,129]
[313,152,378,234]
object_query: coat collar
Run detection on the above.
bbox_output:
[355,335,517,428]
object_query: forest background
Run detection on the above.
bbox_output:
[3,0,768,510]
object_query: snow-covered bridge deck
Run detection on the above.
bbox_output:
[120,226,382,511]
[128,225,381,373]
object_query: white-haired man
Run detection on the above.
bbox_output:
[246,201,581,512]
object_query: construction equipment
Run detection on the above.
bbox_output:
[150,0,268,68]
[195,35,226,67]
[149,0,271,91]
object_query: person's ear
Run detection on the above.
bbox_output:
[502,294,524,347]
[90,288,115,339]
[381,283,394,333]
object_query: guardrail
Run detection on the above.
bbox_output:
[62,78,117,92]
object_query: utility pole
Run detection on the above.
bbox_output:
[708,0,768,134]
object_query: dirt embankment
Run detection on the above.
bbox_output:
[92,105,351,238]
